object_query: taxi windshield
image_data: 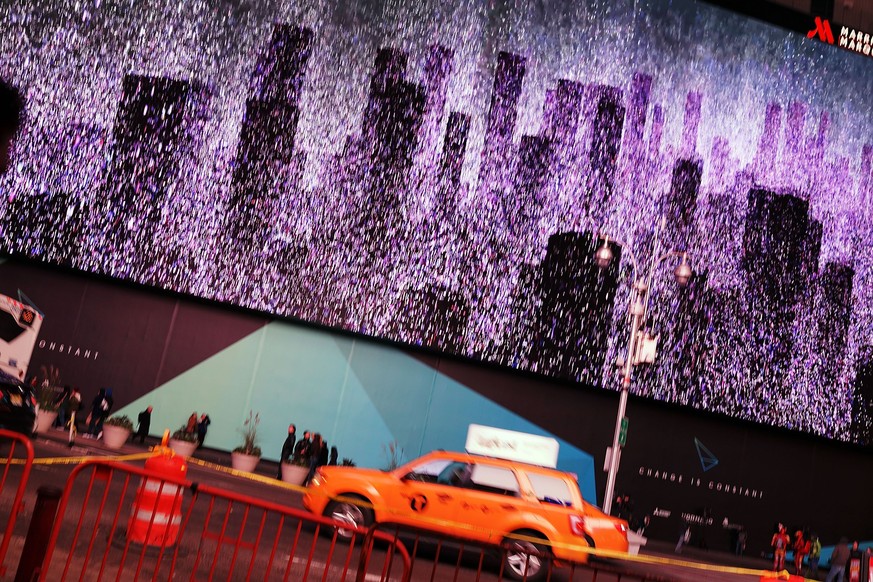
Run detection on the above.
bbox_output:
[526,472,575,507]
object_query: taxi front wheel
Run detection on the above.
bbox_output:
[324,496,373,540]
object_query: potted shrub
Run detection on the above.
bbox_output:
[281,455,310,485]
[102,415,134,449]
[34,365,63,433]
[169,427,199,457]
[231,411,261,473]
[34,384,60,433]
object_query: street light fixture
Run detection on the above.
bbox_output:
[594,224,693,516]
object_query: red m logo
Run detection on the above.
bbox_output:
[807,16,835,44]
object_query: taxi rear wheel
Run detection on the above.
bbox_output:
[324,496,373,540]
[502,532,550,581]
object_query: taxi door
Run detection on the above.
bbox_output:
[379,458,464,534]
[452,462,525,543]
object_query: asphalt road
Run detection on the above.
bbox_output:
[0,433,775,581]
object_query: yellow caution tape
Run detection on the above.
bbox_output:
[185,456,309,493]
[0,452,155,465]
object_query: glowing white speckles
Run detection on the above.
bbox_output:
[0,0,871,444]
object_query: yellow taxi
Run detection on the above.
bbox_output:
[303,450,629,580]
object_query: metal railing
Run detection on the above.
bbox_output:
[37,459,411,581]
[0,429,34,577]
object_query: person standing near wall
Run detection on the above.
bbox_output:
[305,433,324,485]
[276,424,296,478]
[185,412,198,435]
[0,78,24,175]
[293,430,311,463]
[197,413,211,447]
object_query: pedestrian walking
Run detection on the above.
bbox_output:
[53,385,72,428]
[87,388,113,437]
[825,537,850,582]
[63,388,82,432]
[135,406,152,444]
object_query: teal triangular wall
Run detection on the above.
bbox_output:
[117,319,598,503]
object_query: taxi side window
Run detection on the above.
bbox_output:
[526,473,574,507]
[436,461,472,486]
[404,459,452,484]
[461,464,520,497]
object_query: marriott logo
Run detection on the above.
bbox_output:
[808,16,873,57]
[838,25,873,55]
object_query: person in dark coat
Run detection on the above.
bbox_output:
[329,446,338,466]
[276,424,297,478]
[317,438,329,467]
[305,433,325,486]
[197,413,211,447]
[135,406,152,444]
[87,388,113,437]
[293,430,311,463]
[825,537,850,582]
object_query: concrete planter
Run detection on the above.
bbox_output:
[35,409,58,433]
[102,425,131,449]
[169,439,198,458]
[281,463,309,486]
[231,452,260,473]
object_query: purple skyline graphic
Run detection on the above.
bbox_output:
[0,0,871,443]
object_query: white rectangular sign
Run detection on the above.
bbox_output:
[465,424,559,468]
[0,294,44,379]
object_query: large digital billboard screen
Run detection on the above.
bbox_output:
[1,0,871,443]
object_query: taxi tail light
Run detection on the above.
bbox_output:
[615,522,628,536]
[569,515,587,537]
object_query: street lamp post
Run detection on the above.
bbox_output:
[595,225,693,517]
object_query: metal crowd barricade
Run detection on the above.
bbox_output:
[0,428,35,577]
[364,522,669,582]
[38,459,411,581]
